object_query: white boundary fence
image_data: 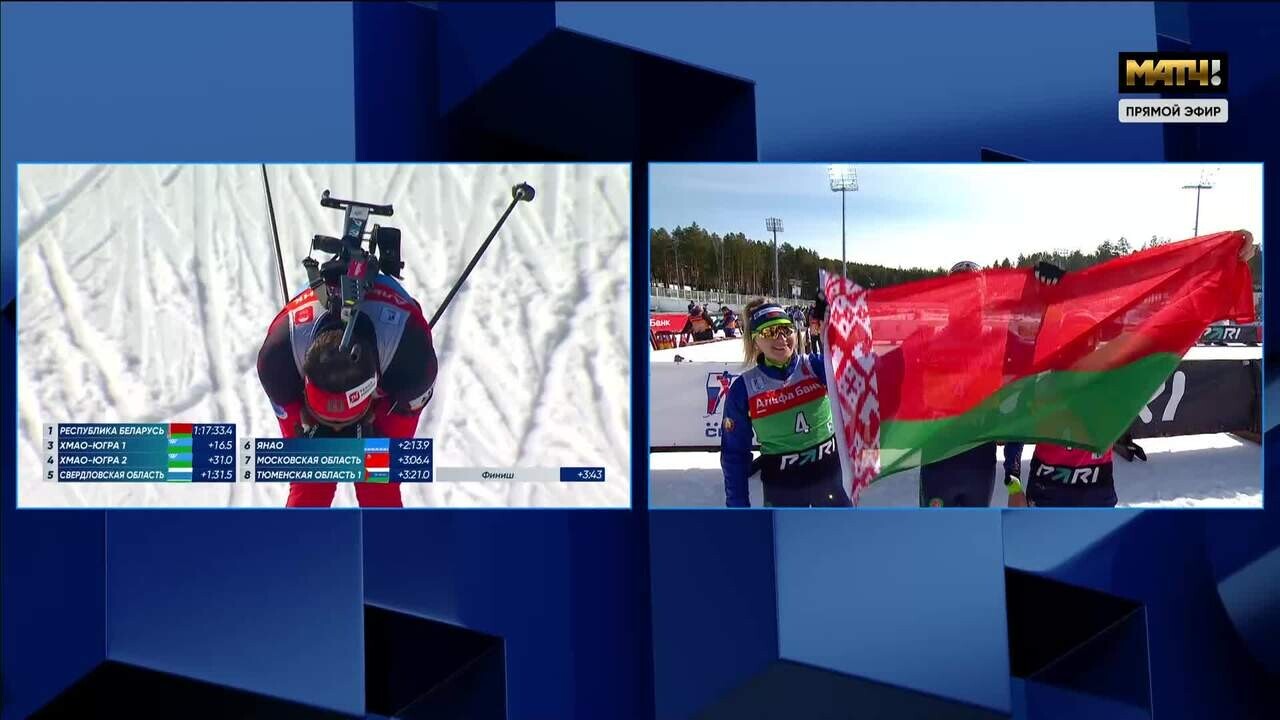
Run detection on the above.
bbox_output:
[650,286,801,314]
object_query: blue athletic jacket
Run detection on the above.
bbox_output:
[720,353,827,507]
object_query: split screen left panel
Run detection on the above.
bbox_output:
[15,163,633,510]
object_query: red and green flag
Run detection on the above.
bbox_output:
[821,231,1255,504]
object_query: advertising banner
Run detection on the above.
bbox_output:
[651,358,1258,449]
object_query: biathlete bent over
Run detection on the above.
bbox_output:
[256,275,438,508]
[720,301,850,508]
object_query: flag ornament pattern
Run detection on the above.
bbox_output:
[820,231,1254,499]
[820,271,880,505]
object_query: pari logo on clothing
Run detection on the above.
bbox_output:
[305,374,378,424]
[705,371,737,415]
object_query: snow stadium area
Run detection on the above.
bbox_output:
[18,164,631,508]
[650,338,1262,508]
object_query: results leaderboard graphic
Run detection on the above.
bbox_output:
[248,438,606,484]
[43,423,603,484]
[44,423,236,482]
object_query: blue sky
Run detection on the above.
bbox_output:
[649,164,1264,269]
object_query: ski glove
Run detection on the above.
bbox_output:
[306,422,365,439]
[301,407,375,439]
[1114,435,1148,462]
[813,286,828,322]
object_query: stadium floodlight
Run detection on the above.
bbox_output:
[1181,168,1216,238]
[766,217,783,299]
[828,165,859,280]
[713,234,727,295]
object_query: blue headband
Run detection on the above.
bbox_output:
[749,303,792,335]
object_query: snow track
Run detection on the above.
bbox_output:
[651,434,1261,508]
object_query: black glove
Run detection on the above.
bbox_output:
[1113,435,1147,462]
[305,415,375,439]
[1004,461,1022,482]
[1033,261,1065,286]
[814,287,828,322]
[307,422,355,439]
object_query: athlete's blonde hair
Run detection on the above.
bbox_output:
[742,298,766,366]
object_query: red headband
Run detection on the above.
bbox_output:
[304,374,377,424]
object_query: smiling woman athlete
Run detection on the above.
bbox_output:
[719,299,850,508]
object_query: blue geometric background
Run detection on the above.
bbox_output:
[3,3,1278,718]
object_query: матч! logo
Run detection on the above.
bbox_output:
[1118,52,1228,94]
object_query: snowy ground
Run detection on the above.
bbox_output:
[650,430,1259,504]
[18,164,631,508]
[651,433,1261,508]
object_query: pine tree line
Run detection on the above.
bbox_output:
[651,226,1262,296]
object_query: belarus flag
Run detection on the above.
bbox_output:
[821,230,1256,504]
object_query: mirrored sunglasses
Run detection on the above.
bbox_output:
[756,324,796,340]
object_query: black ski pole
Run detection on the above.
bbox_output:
[261,164,289,303]
[428,182,535,328]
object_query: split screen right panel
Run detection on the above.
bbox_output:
[646,162,1263,720]
[650,162,1262,511]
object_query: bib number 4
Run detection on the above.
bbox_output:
[795,412,810,434]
